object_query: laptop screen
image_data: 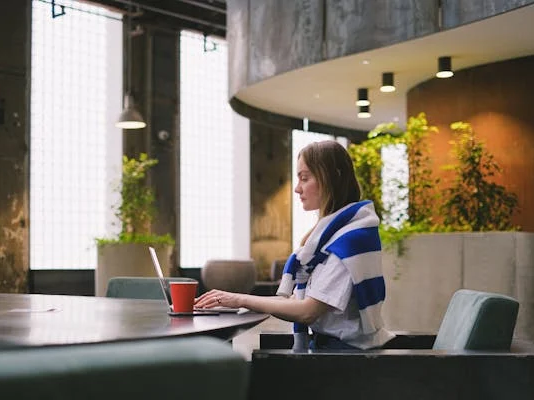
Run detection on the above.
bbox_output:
[148,246,173,309]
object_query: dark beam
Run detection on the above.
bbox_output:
[174,0,226,14]
[86,0,226,36]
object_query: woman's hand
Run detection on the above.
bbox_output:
[194,289,242,309]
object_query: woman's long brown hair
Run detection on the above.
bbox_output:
[298,140,361,245]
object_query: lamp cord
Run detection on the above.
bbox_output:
[126,0,132,96]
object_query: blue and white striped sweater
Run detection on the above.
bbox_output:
[277,200,387,349]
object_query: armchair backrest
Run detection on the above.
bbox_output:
[202,259,256,293]
[0,336,249,400]
[433,289,519,351]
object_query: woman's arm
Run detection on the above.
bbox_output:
[194,290,330,325]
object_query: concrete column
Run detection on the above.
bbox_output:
[122,25,180,273]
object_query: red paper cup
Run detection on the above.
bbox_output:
[170,281,198,313]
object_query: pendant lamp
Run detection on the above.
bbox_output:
[357,105,371,118]
[380,72,395,93]
[116,2,146,129]
[356,88,370,106]
[116,94,146,129]
[436,56,454,78]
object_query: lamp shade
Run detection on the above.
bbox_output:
[380,72,395,92]
[436,56,454,78]
[356,88,370,106]
[357,105,371,118]
[116,94,146,129]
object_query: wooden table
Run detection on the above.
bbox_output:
[0,293,269,348]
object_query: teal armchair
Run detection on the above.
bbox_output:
[432,289,519,351]
[0,336,249,400]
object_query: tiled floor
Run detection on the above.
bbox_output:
[232,316,292,360]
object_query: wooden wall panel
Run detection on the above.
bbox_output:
[407,56,534,231]
[250,123,292,279]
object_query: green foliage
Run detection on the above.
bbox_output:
[440,122,519,231]
[95,233,175,246]
[119,153,158,236]
[351,114,519,256]
[348,122,406,220]
[380,221,434,256]
[96,153,175,246]
[404,113,440,225]
[348,137,384,218]
[348,112,437,224]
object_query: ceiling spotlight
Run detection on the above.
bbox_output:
[436,56,454,78]
[357,105,371,119]
[356,88,370,106]
[380,72,396,92]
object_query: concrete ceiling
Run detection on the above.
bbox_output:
[236,4,534,132]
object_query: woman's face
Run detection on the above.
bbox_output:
[295,156,321,211]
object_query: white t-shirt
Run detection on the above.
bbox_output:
[305,253,394,349]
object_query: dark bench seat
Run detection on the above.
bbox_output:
[250,337,534,400]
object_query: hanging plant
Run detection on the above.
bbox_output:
[373,113,440,254]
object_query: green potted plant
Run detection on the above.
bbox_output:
[95,153,175,296]
[348,112,440,254]
[441,121,519,231]
[358,117,529,341]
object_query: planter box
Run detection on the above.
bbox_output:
[382,232,534,341]
[96,243,173,297]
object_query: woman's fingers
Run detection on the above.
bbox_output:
[194,289,223,308]
[195,289,219,302]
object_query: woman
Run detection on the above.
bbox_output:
[195,140,394,350]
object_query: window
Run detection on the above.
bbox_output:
[30,0,122,269]
[179,31,250,268]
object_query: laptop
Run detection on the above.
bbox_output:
[148,247,240,315]
[148,246,174,311]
